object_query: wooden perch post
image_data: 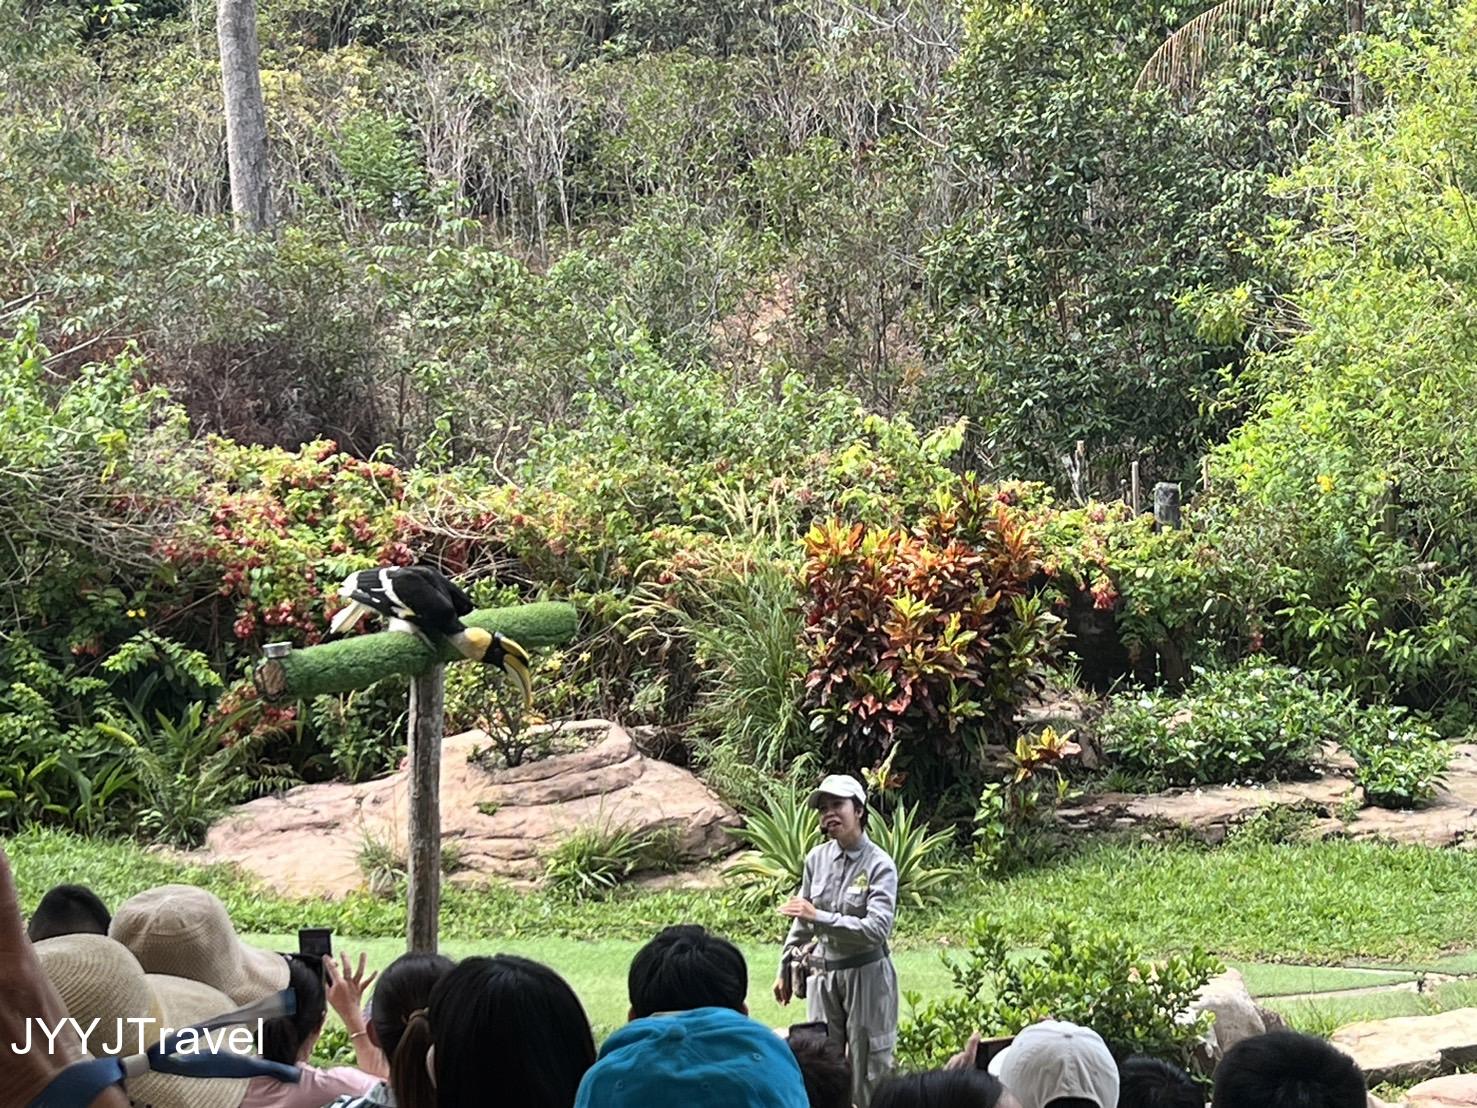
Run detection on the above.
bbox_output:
[407,665,444,953]
[254,600,577,953]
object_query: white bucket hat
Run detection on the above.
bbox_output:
[110,885,288,1005]
[35,934,250,1108]
[989,1019,1120,1108]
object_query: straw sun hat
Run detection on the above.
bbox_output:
[34,934,250,1108]
[109,885,289,1005]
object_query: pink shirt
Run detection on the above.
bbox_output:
[242,1064,379,1108]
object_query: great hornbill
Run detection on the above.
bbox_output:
[328,565,532,705]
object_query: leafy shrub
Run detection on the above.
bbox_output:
[541,817,681,899]
[1207,5,1477,721]
[307,683,408,783]
[1031,496,1223,684]
[170,437,417,653]
[1100,663,1346,788]
[898,915,1221,1070]
[802,479,1063,797]
[0,319,191,658]
[626,555,818,809]
[0,632,266,839]
[1342,707,1451,810]
[96,699,299,849]
[973,726,1080,874]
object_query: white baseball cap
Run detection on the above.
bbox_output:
[989,1020,1120,1108]
[806,774,867,808]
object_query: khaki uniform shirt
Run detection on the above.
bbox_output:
[781,832,898,963]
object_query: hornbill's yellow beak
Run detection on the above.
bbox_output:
[495,631,533,708]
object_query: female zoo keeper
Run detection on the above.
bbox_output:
[774,774,899,1108]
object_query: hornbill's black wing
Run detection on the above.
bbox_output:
[330,566,461,637]
[407,565,475,617]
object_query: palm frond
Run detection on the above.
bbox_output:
[1136,0,1281,96]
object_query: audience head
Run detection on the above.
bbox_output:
[367,951,454,1060]
[575,1006,809,1108]
[989,1021,1119,1108]
[1118,1056,1203,1108]
[260,954,328,1066]
[27,883,111,942]
[785,1024,852,1108]
[872,1069,1018,1108]
[109,884,289,1004]
[628,924,748,1019]
[397,954,595,1108]
[1211,1030,1365,1108]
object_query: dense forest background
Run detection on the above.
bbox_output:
[6,0,1477,839]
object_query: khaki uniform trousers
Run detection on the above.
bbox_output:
[807,956,898,1108]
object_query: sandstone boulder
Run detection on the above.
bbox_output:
[1189,968,1288,1069]
[1060,743,1477,849]
[1332,1008,1477,1086]
[1406,1074,1477,1106]
[197,720,741,897]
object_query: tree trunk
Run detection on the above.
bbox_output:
[217,0,272,232]
[1347,0,1365,117]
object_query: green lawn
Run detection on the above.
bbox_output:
[15,828,1477,965]
[15,826,1477,1026]
[248,932,962,1036]
[20,825,1477,1063]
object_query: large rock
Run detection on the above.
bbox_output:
[1332,1009,1477,1086]
[1189,969,1287,1069]
[197,720,741,897]
[1060,743,1477,848]
[1406,1074,1477,1106]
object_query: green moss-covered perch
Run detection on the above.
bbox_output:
[253,601,578,701]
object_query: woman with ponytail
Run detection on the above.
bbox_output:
[396,954,596,1108]
[328,952,454,1108]
[242,955,379,1108]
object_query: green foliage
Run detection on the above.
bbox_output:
[1102,660,1454,806]
[1227,803,1320,846]
[725,790,820,904]
[1031,495,1223,679]
[973,727,1080,874]
[96,700,299,849]
[541,817,682,900]
[1209,2,1477,717]
[306,683,408,783]
[927,0,1338,482]
[1100,663,1344,787]
[801,480,1063,797]
[1341,707,1452,809]
[626,555,816,809]
[898,915,1221,1070]
[0,320,190,655]
[867,803,960,910]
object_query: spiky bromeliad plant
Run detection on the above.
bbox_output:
[725,791,958,908]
